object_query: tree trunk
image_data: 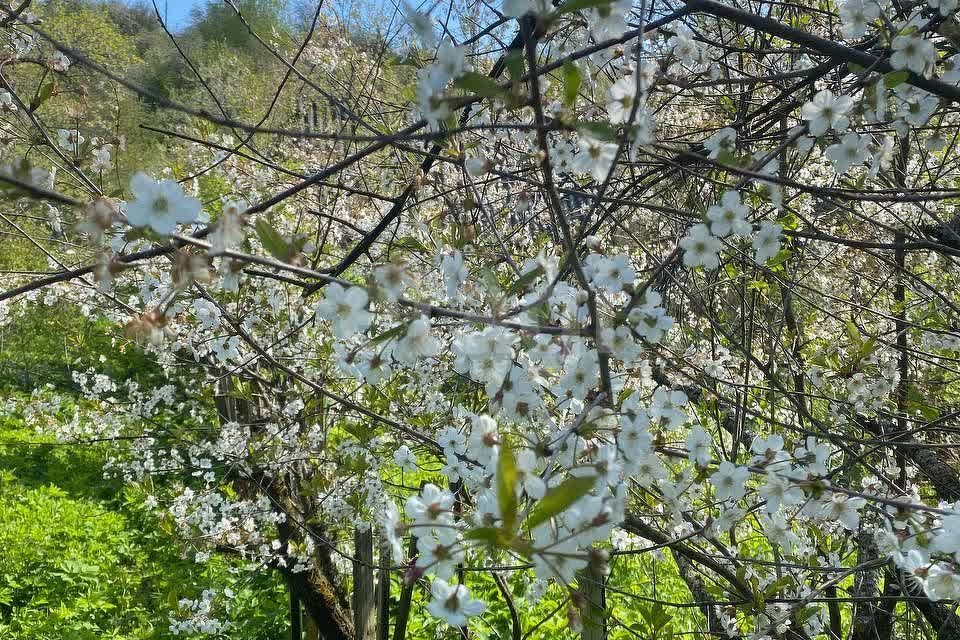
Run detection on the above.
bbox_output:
[290,582,302,640]
[850,528,883,640]
[217,388,355,640]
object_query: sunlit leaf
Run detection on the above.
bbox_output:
[497,438,518,534]
[562,60,582,109]
[454,72,507,99]
[556,0,615,16]
[524,475,596,530]
[254,219,290,262]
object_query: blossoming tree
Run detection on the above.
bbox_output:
[3,0,960,638]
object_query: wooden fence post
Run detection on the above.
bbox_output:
[376,535,391,640]
[579,563,607,640]
[353,526,376,639]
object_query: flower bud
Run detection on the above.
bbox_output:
[588,548,610,576]
[404,561,425,586]
[77,197,117,242]
[567,602,583,632]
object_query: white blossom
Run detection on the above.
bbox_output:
[314,283,372,338]
[124,173,201,235]
[680,224,722,269]
[426,578,486,626]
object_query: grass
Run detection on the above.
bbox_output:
[0,404,287,639]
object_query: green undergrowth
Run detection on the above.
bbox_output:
[0,406,287,639]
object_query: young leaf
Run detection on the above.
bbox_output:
[578,121,619,142]
[524,475,596,530]
[562,60,582,109]
[454,72,507,99]
[844,319,863,347]
[369,323,407,345]
[716,149,739,166]
[855,335,878,363]
[505,264,544,296]
[847,63,867,76]
[504,50,525,83]
[556,0,615,16]
[464,527,501,544]
[255,219,290,262]
[30,80,56,112]
[343,422,372,441]
[497,438,519,534]
[392,236,427,252]
[762,576,794,598]
[883,70,909,88]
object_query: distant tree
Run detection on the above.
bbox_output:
[186,0,289,51]
[98,0,158,36]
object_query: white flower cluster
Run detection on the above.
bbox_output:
[417,40,469,130]
[679,190,782,268]
[168,589,228,636]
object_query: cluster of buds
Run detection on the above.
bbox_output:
[171,248,214,290]
[76,197,117,243]
[0,90,17,113]
[93,252,132,291]
[123,308,168,345]
[47,51,70,72]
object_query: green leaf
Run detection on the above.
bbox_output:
[497,438,519,534]
[645,602,673,630]
[766,248,792,268]
[464,527,501,544]
[343,422,372,441]
[918,403,940,422]
[578,121,619,142]
[454,72,507,99]
[557,0,615,16]
[255,219,290,261]
[762,576,794,598]
[30,80,56,111]
[478,267,502,295]
[504,50,525,83]
[524,474,596,530]
[883,70,909,88]
[716,149,739,166]
[562,60,582,109]
[796,605,821,623]
[506,264,544,296]
[392,236,427,252]
[856,336,878,362]
[778,211,800,231]
[848,63,868,76]
[124,227,159,243]
[844,319,863,348]
[369,324,406,345]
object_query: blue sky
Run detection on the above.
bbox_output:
[140,0,203,29]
